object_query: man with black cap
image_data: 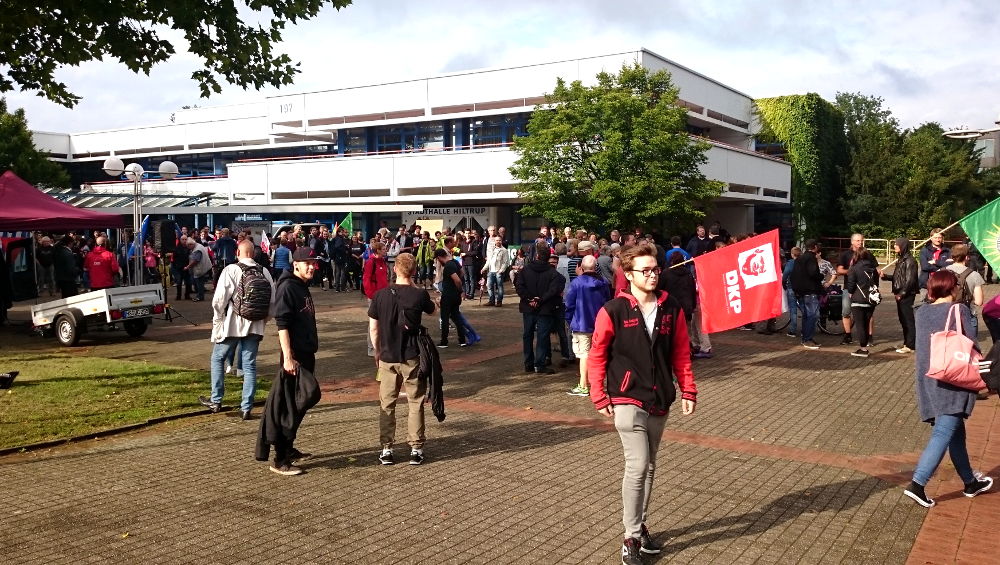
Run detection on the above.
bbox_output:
[261,246,321,475]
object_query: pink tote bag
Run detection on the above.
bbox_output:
[927,303,987,391]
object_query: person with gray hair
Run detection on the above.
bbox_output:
[564,254,610,396]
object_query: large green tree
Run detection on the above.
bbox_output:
[834,92,986,237]
[0,0,353,108]
[509,63,723,232]
[834,92,910,237]
[0,98,70,187]
[900,123,986,234]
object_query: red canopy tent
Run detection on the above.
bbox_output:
[0,170,124,230]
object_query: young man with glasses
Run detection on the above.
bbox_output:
[588,243,697,564]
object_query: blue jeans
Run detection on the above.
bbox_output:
[785,288,798,334]
[912,414,976,486]
[522,312,554,369]
[487,271,504,304]
[210,335,262,411]
[798,294,819,342]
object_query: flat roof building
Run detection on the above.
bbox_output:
[32,48,791,240]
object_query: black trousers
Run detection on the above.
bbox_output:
[58,281,78,299]
[851,306,874,347]
[439,300,466,345]
[984,314,1000,344]
[896,294,916,349]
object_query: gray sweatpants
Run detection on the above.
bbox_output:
[614,403,667,539]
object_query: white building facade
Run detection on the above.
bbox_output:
[33,48,791,240]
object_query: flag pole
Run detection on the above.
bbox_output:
[880,218,963,270]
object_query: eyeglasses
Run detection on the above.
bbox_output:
[629,267,662,277]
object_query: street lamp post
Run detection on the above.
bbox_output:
[943,113,1000,139]
[101,158,179,286]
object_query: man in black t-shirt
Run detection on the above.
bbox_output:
[368,253,435,466]
[435,248,467,348]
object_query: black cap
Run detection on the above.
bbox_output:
[433,248,449,258]
[292,247,318,262]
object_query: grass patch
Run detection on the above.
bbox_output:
[0,352,270,449]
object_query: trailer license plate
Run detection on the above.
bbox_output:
[121,307,150,318]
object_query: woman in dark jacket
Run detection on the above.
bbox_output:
[882,238,919,353]
[661,251,696,323]
[845,249,879,357]
[904,270,993,507]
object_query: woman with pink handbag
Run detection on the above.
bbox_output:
[904,270,993,507]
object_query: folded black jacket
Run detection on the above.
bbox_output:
[255,366,321,461]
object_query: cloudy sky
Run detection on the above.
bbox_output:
[6,0,999,134]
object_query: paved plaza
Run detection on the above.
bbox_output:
[1,283,999,564]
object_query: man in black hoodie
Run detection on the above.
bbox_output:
[266,247,320,476]
[882,238,919,353]
[516,242,563,374]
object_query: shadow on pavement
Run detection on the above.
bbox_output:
[651,477,892,557]
[305,418,604,470]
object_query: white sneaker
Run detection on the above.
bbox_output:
[895,346,913,354]
[224,363,233,375]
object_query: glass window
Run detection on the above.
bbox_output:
[343,129,368,155]
[472,113,530,147]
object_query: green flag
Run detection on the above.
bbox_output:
[959,196,1000,270]
[339,212,353,236]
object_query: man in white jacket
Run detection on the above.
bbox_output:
[199,240,276,420]
[481,236,510,306]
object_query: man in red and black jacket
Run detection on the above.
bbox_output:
[587,242,697,565]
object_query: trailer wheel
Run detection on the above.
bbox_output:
[55,315,80,346]
[124,319,147,338]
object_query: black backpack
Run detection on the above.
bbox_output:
[233,263,271,321]
[956,268,975,307]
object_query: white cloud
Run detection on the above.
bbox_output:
[5,0,999,133]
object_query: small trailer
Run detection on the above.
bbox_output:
[30,284,167,346]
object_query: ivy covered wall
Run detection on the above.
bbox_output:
[754,94,848,238]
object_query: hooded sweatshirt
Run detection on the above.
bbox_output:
[883,237,919,298]
[515,259,562,315]
[564,271,611,333]
[274,270,318,354]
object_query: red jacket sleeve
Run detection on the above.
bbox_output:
[363,259,376,299]
[671,310,697,402]
[588,307,615,410]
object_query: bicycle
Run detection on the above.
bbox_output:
[773,284,846,336]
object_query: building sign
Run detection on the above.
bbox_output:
[402,207,493,232]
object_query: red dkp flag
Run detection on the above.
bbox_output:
[692,229,783,333]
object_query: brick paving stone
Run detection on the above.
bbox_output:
[6,282,1000,563]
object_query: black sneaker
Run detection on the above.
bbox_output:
[840,334,853,345]
[198,395,221,413]
[903,481,935,508]
[524,365,534,373]
[289,448,312,463]
[409,449,424,465]
[535,367,555,374]
[639,524,662,554]
[621,537,643,565]
[963,476,993,497]
[269,463,303,476]
[379,448,394,465]
[851,349,870,358]
[801,341,821,350]
[436,342,449,349]
[240,409,252,421]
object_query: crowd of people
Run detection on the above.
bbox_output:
[17,218,999,560]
